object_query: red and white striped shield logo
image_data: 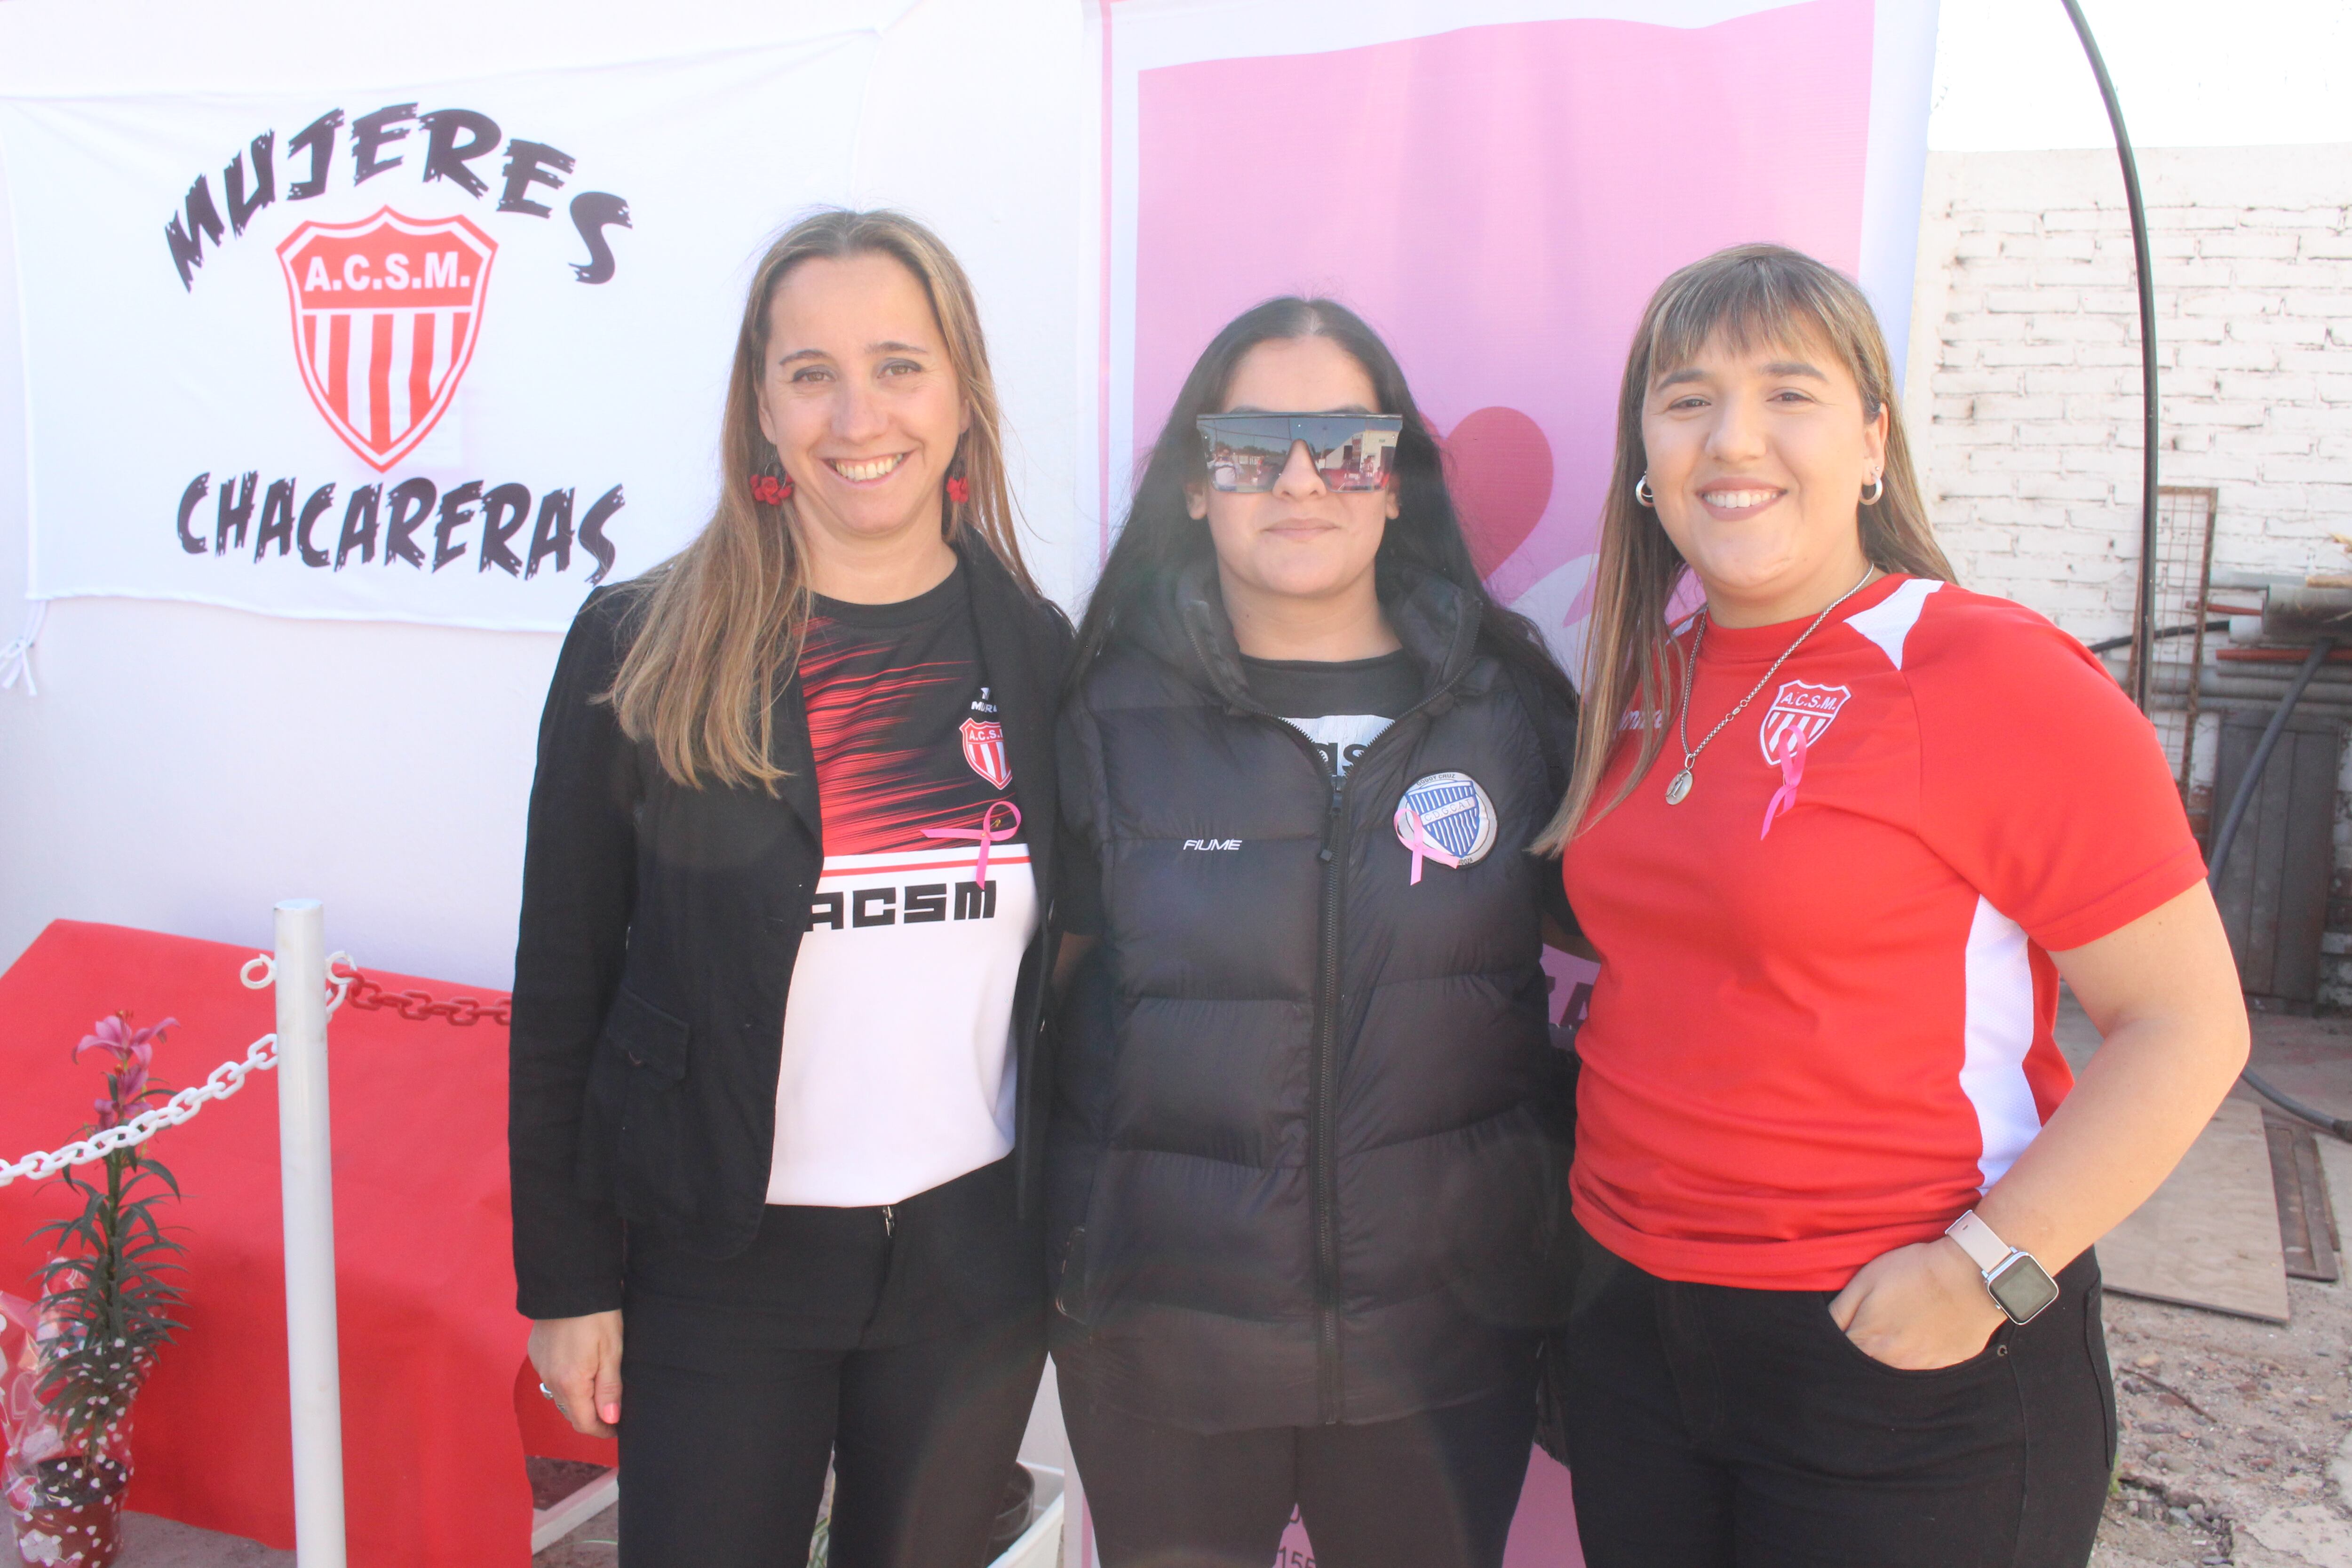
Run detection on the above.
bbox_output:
[1758,680,1851,763]
[275,208,496,472]
[960,717,1012,789]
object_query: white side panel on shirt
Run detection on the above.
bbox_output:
[1959,893,2042,1190]
[1843,577,1943,670]
[766,842,1038,1208]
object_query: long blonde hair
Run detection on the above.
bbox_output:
[1534,244,1954,851]
[607,208,1035,790]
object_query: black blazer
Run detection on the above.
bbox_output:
[509,539,1073,1319]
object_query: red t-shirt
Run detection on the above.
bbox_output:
[1559,575,2204,1290]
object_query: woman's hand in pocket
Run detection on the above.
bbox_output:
[1828,1239,2007,1370]
[528,1309,624,1438]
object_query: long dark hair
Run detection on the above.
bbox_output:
[1072,295,1575,715]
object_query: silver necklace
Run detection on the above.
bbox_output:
[1664,566,1876,806]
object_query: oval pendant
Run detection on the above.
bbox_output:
[1665,768,1692,805]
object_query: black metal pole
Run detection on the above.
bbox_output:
[2060,0,2161,712]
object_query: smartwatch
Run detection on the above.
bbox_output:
[1945,1210,2060,1325]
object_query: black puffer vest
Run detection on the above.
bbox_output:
[1050,562,1577,1432]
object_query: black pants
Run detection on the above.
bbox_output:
[617,1158,1047,1568]
[1060,1346,1538,1568]
[1562,1238,2115,1568]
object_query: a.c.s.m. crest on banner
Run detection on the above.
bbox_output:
[274,208,496,472]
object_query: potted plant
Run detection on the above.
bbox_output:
[1,1015,187,1568]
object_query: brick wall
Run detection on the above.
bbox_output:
[1904,145,2352,1005]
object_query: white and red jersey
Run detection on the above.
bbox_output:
[765,569,1039,1208]
[1560,575,2204,1290]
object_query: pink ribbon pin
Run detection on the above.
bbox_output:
[1395,805,1464,885]
[1759,725,1808,839]
[923,799,1022,882]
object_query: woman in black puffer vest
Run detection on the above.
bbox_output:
[1050,297,1581,1568]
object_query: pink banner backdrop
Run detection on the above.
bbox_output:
[1112,0,1901,680]
[1093,2,1933,1560]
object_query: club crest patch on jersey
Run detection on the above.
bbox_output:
[960,717,1012,789]
[1393,771,1497,884]
[1758,682,1851,764]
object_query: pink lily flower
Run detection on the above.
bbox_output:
[74,1013,175,1131]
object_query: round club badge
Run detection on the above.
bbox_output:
[1393,771,1496,884]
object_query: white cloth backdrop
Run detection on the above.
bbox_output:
[0,0,1086,990]
[4,40,873,629]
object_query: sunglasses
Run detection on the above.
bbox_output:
[1195,413,1404,493]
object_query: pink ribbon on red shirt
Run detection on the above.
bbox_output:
[922,798,1022,882]
[1759,725,1808,839]
[1395,805,1464,885]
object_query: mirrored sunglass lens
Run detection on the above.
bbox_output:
[1198,418,1295,491]
[1298,419,1399,491]
[1197,416,1401,491]
[1198,415,1296,442]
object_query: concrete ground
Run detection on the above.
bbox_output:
[7,1011,2348,1568]
[2087,1007,2352,1568]
[2095,1276,2352,1568]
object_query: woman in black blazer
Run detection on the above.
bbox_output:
[510,208,1070,1568]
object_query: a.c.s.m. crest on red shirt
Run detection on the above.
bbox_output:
[1758,680,1851,764]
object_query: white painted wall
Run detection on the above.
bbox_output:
[0,0,1086,986]
[1909,145,2352,634]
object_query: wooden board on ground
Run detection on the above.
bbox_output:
[2100,1096,2291,1324]
[2266,1113,2341,1282]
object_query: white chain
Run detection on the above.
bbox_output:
[0,1033,278,1188]
[0,950,359,1189]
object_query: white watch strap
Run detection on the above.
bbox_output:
[1945,1210,2011,1274]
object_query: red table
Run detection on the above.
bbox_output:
[0,921,612,1567]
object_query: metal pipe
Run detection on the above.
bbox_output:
[2261,585,2352,643]
[2201,644,2352,1142]
[2060,0,2161,713]
[273,899,349,1568]
[2244,1068,2352,1143]
[2139,666,2352,705]
[2207,639,2336,885]
[2085,619,2227,656]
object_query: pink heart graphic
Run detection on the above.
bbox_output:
[1443,406,1553,582]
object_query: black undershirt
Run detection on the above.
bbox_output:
[1243,650,1421,784]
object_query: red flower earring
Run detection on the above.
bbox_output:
[750,471,793,506]
[946,476,970,506]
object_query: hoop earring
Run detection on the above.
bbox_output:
[1861,475,1885,506]
[1634,474,1656,508]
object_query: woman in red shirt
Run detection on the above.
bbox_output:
[1547,244,2248,1568]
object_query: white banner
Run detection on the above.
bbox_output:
[2,35,874,630]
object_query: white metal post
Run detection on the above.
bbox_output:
[274,899,347,1568]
